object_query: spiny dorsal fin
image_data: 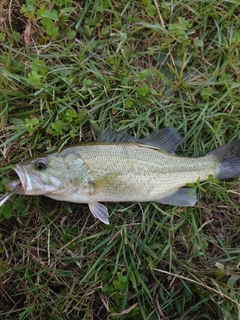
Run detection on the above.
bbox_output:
[97,128,136,143]
[140,128,183,153]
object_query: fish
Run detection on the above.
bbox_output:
[4,128,240,224]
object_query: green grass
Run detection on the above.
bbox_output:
[0,0,240,319]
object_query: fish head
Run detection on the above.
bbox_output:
[9,153,78,196]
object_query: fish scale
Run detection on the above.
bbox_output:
[75,144,216,202]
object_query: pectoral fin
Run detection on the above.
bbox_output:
[88,202,109,224]
[157,188,197,206]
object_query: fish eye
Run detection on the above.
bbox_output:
[34,159,47,171]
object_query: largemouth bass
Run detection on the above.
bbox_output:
[5,128,240,224]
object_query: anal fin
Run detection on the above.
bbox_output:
[157,188,197,206]
[88,202,109,224]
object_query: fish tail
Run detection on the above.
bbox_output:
[207,139,240,180]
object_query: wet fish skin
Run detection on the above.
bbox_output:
[6,128,240,224]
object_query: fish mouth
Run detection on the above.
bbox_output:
[13,164,45,195]
[14,165,29,193]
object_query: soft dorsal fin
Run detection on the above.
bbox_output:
[98,127,183,154]
[97,127,136,143]
[140,128,183,153]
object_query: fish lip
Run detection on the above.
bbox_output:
[6,179,25,194]
[7,179,21,190]
[13,164,45,195]
[14,165,28,192]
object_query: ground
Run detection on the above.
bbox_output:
[0,0,240,319]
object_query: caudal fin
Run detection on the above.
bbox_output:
[207,139,240,180]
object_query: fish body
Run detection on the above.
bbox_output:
[37,144,215,203]
[6,128,240,224]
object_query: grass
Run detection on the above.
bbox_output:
[0,0,240,319]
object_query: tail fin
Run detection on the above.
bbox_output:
[207,139,240,180]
